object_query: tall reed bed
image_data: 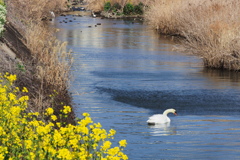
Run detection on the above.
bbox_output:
[145,0,240,70]
[4,0,74,115]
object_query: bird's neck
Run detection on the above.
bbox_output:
[163,110,171,116]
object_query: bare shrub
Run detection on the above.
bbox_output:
[145,0,240,70]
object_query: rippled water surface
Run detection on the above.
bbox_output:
[53,15,240,159]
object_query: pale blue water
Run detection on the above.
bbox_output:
[53,15,240,160]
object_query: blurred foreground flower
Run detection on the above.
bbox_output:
[0,73,128,159]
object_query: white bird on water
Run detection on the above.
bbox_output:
[50,11,55,18]
[147,108,177,124]
[92,11,96,18]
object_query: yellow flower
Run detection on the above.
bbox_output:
[29,152,35,159]
[101,141,112,151]
[5,74,16,83]
[107,147,120,156]
[0,126,6,136]
[0,146,8,154]
[57,148,72,160]
[33,112,40,116]
[56,122,61,128]
[82,112,90,117]
[8,93,16,101]
[46,146,57,155]
[62,106,71,114]
[45,108,54,115]
[0,87,6,93]
[108,129,116,137]
[53,130,66,146]
[0,74,128,159]
[10,106,22,115]
[118,152,128,160]
[94,122,102,128]
[22,87,28,93]
[19,96,29,102]
[25,140,32,149]
[119,140,127,147]
[36,126,50,136]
[0,154,4,160]
[51,115,57,121]
[69,138,79,149]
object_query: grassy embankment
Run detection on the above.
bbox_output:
[145,0,240,71]
[1,0,75,123]
[0,1,128,159]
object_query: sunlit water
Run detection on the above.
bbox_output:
[53,15,240,159]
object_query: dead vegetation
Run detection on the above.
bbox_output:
[145,0,240,70]
[1,0,75,123]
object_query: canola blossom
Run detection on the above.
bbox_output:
[0,73,128,160]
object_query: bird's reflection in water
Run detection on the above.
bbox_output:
[148,123,177,136]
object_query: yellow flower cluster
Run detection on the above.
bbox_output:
[0,73,128,160]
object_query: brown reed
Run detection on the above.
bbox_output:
[3,0,75,121]
[145,0,240,70]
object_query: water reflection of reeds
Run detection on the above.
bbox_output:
[201,68,240,86]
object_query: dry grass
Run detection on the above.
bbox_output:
[24,23,73,115]
[3,0,75,122]
[25,23,73,91]
[6,0,67,34]
[145,0,240,70]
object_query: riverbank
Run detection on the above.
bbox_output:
[145,0,240,71]
[85,0,146,18]
[0,2,130,159]
[0,0,75,123]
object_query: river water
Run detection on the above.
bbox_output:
[53,15,240,159]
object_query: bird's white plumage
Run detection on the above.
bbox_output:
[147,114,170,124]
[92,11,96,18]
[147,108,177,124]
[50,11,55,18]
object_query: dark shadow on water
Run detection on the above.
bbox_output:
[96,87,240,116]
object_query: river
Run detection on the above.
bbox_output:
[53,15,240,160]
